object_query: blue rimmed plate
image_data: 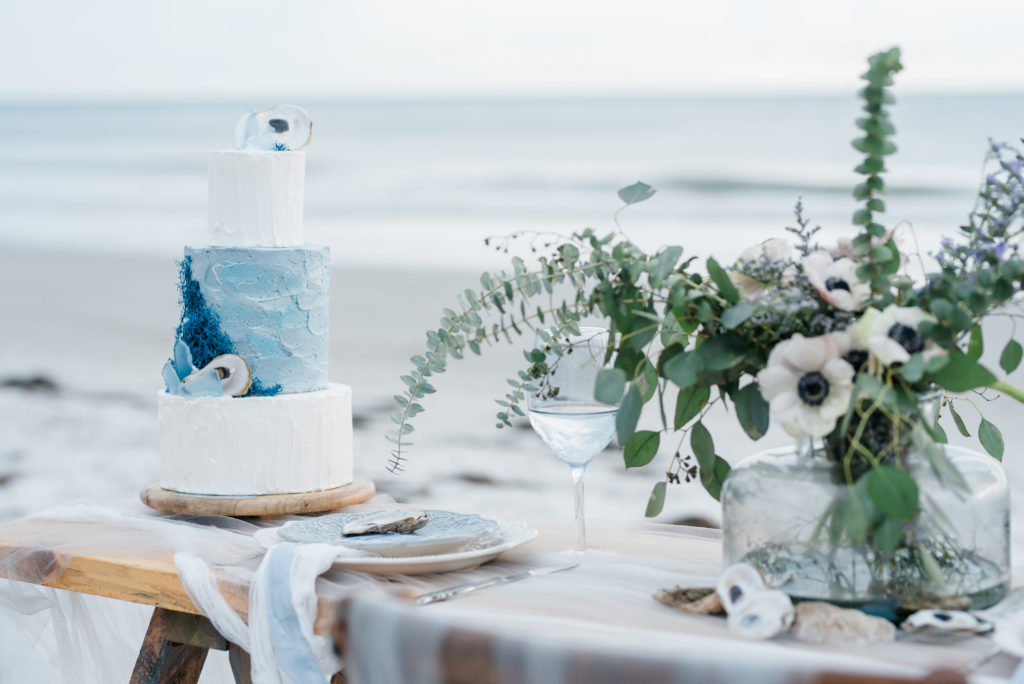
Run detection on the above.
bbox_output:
[277,509,502,557]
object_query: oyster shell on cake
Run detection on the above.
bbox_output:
[183,354,252,397]
[341,510,430,537]
[235,104,313,151]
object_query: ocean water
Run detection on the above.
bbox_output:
[1,95,1021,268]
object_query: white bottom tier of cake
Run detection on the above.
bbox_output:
[158,383,353,496]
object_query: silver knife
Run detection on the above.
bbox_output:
[414,563,579,606]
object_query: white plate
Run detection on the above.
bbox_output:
[253,519,538,575]
[276,509,501,557]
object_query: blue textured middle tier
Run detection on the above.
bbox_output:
[179,245,329,395]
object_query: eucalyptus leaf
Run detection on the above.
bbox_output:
[949,404,970,437]
[707,257,741,304]
[872,516,905,555]
[594,368,626,405]
[636,360,659,403]
[690,421,715,471]
[968,325,984,361]
[733,383,769,440]
[700,456,731,501]
[645,481,667,517]
[865,466,919,520]
[615,384,643,444]
[617,181,657,206]
[721,300,756,330]
[896,354,924,383]
[663,351,703,388]
[929,351,997,392]
[674,384,711,430]
[979,418,1004,460]
[842,489,870,546]
[624,430,660,468]
[695,334,748,372]
[1001,339,1023,374]
[649,246,683,287]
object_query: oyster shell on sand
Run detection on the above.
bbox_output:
[341,510,430,537]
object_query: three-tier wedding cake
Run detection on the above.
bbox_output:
[158,106,353,496]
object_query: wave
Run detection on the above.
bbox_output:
[658,176,962,196]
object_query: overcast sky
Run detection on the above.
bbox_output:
[4,1,1024,99]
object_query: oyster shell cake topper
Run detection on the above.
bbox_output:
[234,104,312,151]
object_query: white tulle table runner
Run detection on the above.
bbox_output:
[0,496,1020,683]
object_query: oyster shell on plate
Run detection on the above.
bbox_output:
[183,354,252,397]
[901,610,994,637]
[341,510,430,537]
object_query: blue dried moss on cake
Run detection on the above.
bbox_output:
[176,255,281,397]
[176,246,330,395]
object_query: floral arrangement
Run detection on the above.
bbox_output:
[388,48,1024,552]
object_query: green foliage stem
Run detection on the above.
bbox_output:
[851,47,903,297]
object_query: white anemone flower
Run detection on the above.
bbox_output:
[801,251,871,312]
[730,238,794,296]
[856,305,947,366]
[756,333,856,438]
[830,327,869,374]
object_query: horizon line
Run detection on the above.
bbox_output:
[2,88,1024,107]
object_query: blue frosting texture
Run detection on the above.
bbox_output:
[179,245,330,394]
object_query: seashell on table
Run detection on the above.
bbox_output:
[726,589,794,640]
[716,562,767,614]
[715,563,793,640]
[901,610,994,638]
[653,587,725,615]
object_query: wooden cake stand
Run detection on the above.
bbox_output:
[139,477,376,517]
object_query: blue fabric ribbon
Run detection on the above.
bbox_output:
[265,543,325,683]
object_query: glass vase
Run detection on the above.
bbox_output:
[721,438,1009,617]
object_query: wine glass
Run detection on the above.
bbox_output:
[527,327,619,552]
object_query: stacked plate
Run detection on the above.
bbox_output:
[257,510,537,574]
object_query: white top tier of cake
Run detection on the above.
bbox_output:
[207,150,305,247]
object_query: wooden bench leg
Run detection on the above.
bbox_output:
[130,608,210,684]
[228,642,253,684]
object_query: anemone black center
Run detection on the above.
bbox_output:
[824,277,851,292]
[268,118,290,133]
[843,350,869,373]
[797,371,830,406]
[888,323,925,354]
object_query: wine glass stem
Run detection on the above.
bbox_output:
[571,466,586,552]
